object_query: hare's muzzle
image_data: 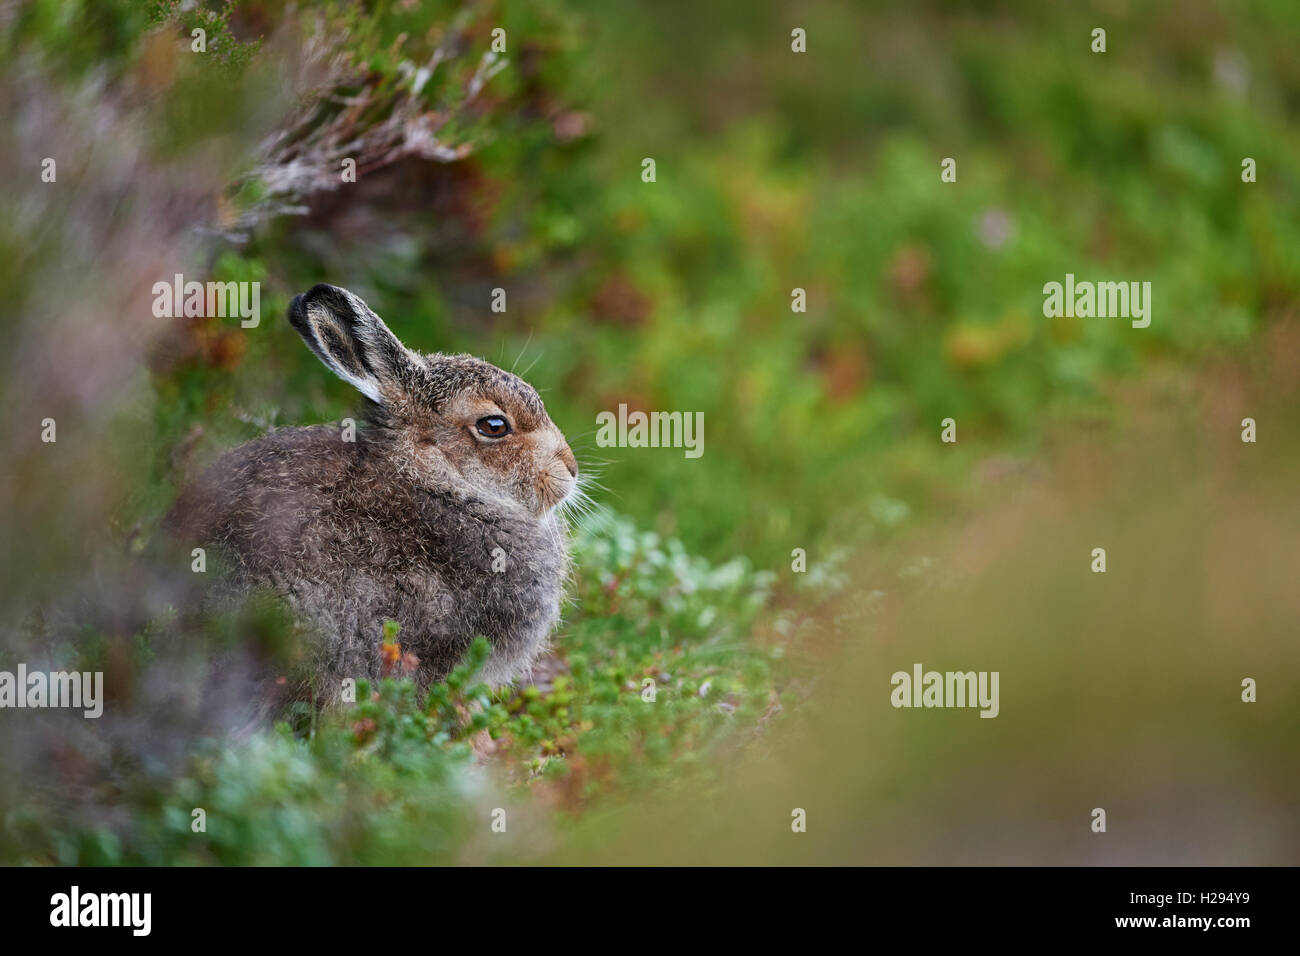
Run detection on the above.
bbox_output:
[538,443,578,512]
[558,445,578,480]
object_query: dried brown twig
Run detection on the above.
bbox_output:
[226,14,507,239]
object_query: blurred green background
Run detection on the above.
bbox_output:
[0,0,1296,864]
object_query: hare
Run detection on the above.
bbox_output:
[167,284,579,699]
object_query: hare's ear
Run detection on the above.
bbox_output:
[288,284,415,403]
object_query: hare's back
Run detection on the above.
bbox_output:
[170,425,362,574]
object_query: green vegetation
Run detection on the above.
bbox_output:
[7,515,790,864]
[2,0,1298,864]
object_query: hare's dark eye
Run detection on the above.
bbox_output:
[475,415,511,438]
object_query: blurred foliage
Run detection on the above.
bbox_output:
[1,0,1297,863]
[5,515,789,863]
[133,0,1300,568]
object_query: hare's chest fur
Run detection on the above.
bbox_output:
[178,427,568,692]
[299,444,567,688]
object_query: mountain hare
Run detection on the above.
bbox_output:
[168,284,579,698]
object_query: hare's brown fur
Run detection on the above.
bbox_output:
[168,284,577,698]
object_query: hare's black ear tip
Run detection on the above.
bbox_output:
[288,284,344,328]
[287,291,309,330]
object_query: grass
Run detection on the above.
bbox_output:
[1,0,1297,865]
[4,512,795,865]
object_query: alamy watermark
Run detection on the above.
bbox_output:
[596,403,703,458]
[152,273,260,327]
[1043,273,1151,328]
[0,665,103,718]
[50,886,150,936]
[890,663,999,718]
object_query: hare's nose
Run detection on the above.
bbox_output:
[559,445,578,479]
